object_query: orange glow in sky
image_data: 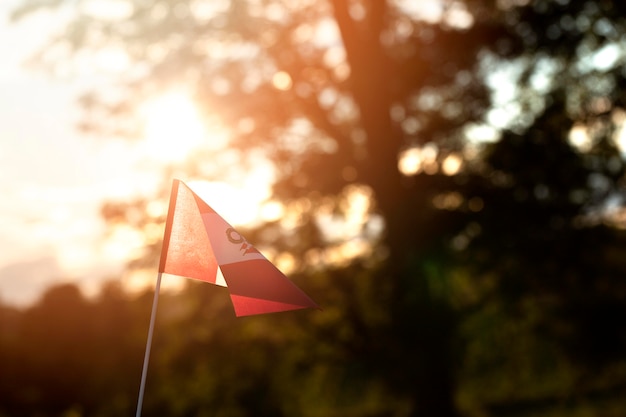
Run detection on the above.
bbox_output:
[0,5,271,306]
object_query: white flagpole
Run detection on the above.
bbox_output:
[135,271,163,417]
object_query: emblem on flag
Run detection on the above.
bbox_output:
[225,227,261,257]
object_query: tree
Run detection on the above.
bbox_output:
[12,0,626,415]
[10,284,96,415]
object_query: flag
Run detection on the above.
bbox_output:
[159,179,319,317]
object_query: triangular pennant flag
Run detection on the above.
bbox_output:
[159,179,319,316]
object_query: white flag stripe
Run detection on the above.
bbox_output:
[215,266,227,287]
[201,213,266,266]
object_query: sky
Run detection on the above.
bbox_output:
[0,0,288,308]
[0,3,271,307]
[0,5,153,306]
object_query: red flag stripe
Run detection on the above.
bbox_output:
[229,294,313,317]
[158,180,219,284]
[220,260,317,307]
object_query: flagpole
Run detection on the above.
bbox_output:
[135,271,163,417]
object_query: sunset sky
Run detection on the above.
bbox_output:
[0,3,273,307]
[0,4,146,306]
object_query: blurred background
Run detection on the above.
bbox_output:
[2,0,626,416]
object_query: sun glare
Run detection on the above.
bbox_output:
[139,92,207,162]
[188,175,273,226]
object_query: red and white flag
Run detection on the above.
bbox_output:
[159,179,319,316]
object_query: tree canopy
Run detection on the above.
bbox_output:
[5,0,626,416]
